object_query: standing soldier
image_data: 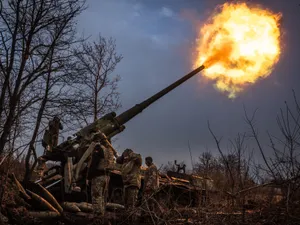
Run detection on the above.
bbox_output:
[41,116,63,152]
[48,116,63,151]
[116,149,142,211]
[86,133,118,217]
[36,116,63,178]
[143,156,159,211]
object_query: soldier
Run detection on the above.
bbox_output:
[116,149,142,211]
[48,116,63,151]
[36,116,63,178]
[86,133,117,217]
[174,160,186,174]
[143,156,159,212]
[144,156,159,193]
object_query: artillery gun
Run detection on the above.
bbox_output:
[31,65,205,205]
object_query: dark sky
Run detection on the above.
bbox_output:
[77,0,300,169]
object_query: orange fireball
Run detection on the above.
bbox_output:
[195,3,282,98]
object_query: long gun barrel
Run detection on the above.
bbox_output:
[54,65,205,158]
[115,65,205,125]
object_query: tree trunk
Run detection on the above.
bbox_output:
[23,49,53,182]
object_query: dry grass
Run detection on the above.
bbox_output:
[1,156,300,225]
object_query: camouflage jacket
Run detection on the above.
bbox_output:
[87,144,115,179]
[96,144,115,171]
[121,152,142,189]
[48,120,63,135]
[144,164,159,192]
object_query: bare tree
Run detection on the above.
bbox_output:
[195,151,218,177]
[72,35,122,125]
[24,41,83,181]
[0,101,25,209]
[244,91,300,219]
[0,0,86,156]
[208,122,254,212]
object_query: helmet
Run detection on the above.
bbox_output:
[123,148,133,155]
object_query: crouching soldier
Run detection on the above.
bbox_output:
[87,133,117,217]
[116,149,142,211]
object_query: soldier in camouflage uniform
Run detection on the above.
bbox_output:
[36,116,63,178]
[144,156,159,192]
[143,156,159,212]
[87,133,117,217]
[116,149,142,211]
[47,116,63,151]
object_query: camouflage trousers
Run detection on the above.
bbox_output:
[91,175,110,216]
[49,133,59,149]
[124,186,139,210]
